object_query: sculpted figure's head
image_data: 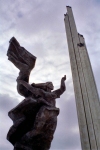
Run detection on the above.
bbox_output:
[31,82,54,92]
[45,82,54,91]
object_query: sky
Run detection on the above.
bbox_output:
[0,0,100,150]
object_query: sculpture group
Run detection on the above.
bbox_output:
[7,37,66,150]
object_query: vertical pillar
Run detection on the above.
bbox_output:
[78,34,100,148]
[64,11,91,150]
[64,6,100,150]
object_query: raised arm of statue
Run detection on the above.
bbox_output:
[53,75,66,98]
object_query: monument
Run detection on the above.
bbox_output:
[7,37,66,150]
[64,6,100,150]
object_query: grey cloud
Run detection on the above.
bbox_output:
[51,132,81,150]
[17,12,23,18]
[0,0,100,150]
[1,0,67,38]
[92,65,100,96]
[51,96,81,150]
[0,146,13,150]
[0,94,18,113]
[0,94,19,150]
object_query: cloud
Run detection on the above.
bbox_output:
[0,94,18,112]
[0,94,19,150]
[0,0,100,150]
[51,96,81,150]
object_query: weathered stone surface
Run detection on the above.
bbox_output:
[7,37,66,150]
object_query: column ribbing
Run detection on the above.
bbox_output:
[64,13,90,150]
[78,34,100,148]
[64,6,100,150]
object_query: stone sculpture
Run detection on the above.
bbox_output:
[7,37,66,150]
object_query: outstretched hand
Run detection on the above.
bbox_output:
[61,75,66,81]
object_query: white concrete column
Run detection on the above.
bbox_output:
[78,34,100,148]
[64,6,100,150]
[64,12,91,150]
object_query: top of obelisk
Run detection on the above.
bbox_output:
[66,6,71,8]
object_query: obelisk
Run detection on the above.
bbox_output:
[64,6,100,150]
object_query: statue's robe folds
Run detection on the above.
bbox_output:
[7,96,59,150]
